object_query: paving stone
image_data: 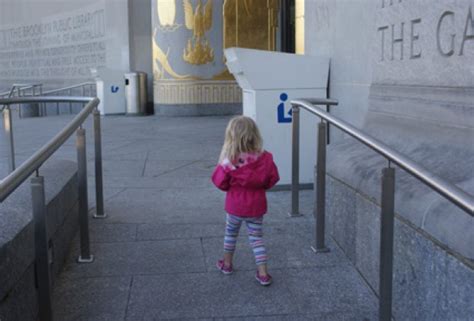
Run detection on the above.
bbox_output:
[62,239,206,278]
[214,311,378,321]
[286,266,378,315]
[86,185,126,211]
[87,159,146,178]
[159,159,218,178]
[126,270,300,320]
[89,175,212,190]
[53,276,131,321]
[147,144,216,161]
[100,187,225,224]
[137,223,224,241]
[102,150,149,161]
[89,223,138,243]
[147,318,213,321]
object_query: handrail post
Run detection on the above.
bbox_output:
[3,106,15,172]
[18,87,23,119]
[32,85,37,116]
[31,175,53,321]
[93,108,107,218]
[39,85,46,116]
[76,127,94,263]
[68,89,73,114]
[312,121,330,253]
[379,166,395,321]
[290,105,301,217]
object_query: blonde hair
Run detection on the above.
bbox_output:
[219,116,263,163]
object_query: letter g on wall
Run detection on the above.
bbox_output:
[437,11,455,57]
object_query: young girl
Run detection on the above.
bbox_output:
[212,116,279,286]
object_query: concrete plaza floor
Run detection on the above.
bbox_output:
[1,113,378,320]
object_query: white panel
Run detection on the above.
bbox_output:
[225,48,329,90]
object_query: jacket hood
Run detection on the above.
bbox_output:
[228,151,274,188]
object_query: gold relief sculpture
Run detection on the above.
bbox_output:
[223,0,279,51]
[153,0,280,83]
[217,0,280,80]
[153,29,198,80]
[157,0,181,31]
[182,0,215,65]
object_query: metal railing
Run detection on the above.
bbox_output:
[0,82,96,116]
[289,98,474,321]
[42,82,96,115]
[0,83,43,98]
[0,84,44,117]
[0,96,106,321]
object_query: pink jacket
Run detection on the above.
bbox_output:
[211,151,280,217]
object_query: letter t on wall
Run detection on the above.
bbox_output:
[378,25,389,61]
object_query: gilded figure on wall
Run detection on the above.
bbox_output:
[153,28,197,80]
[183,0,214,65]
[153,0,280,80]
[223,0,279,51]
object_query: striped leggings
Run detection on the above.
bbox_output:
[224,214,268,265]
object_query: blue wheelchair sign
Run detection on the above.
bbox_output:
[277,93,292,123]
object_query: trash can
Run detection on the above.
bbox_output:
[125,72,147,115]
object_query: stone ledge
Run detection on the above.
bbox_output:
[0,159,79,319]
[326,114,474,261]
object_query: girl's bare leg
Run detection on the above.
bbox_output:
[224,252,234,267]
[257,263,268,276]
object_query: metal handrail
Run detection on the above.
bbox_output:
[291,98,474,215]
[43,82,96,115]
[1,96,93,105]
[0,84,44,117]
[0,95,106,320]
[289,98,473,321]
[1,82,96,116]
[42,82,95,95]
[0,82,94,97]
[0,84,42,97]
[0,97,96,201]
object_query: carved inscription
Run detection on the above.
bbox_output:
[377,1,473,61]
[0,7,106,80]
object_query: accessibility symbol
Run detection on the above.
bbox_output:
[111,86,119,93]
[277,93,292,123]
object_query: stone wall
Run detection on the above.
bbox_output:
[0,0,154,105]
[306,0,473,320]
[0,0,131,93]
[0,160,79,321]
